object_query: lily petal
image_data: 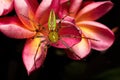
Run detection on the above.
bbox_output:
[22,37,47,75]
[63,16,75,24]
[51,21,81,48]
[69,0,82,17]
[59,1,69,19]
[25,0,39,13]
[35,0,60,25]
[75,1,113,21]
[14,0,36,31]
[77,21,115,51]
[0,16,35,39]
[0,0,13,16]
[35,0,52,21]
[60,0,68,4]
[66,34,91,60]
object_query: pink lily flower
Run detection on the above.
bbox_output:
[0,0,81,74]
[58,0,115,60]
[0,0,14,16]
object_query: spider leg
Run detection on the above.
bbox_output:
[59,34,99,60]
[33,35,48,69]
[57,13,71,31]
[59,39,81,59]
[57,11,74,29]
[61,34,99,41]
[33,39,47,69]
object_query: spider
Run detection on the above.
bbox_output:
[20,10,98,69]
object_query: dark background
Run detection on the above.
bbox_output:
[0,0,120,80]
